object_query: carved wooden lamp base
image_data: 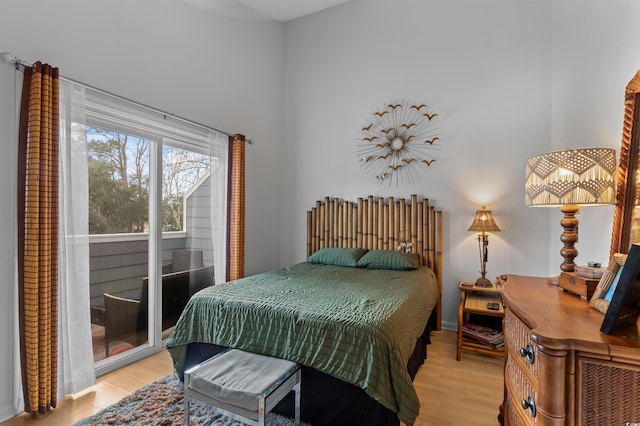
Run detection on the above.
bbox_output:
[560,204,580,272]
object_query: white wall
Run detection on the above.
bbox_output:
[0,0,284,419]
[280,0,553,329]
[280,0,640,329]
[549,0,640,269]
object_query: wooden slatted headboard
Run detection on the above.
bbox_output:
[306,194,443,330]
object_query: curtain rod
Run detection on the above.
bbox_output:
[0,51,253,144]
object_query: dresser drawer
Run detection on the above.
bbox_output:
[506,354,538,424]
[505,308,539,379]
[505,389,534,426]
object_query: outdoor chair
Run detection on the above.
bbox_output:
[103,293,141,356]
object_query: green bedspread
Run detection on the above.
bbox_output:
[165,262,439,425]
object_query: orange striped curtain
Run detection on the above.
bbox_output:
[17,62,60,416]
[227,134,246,281]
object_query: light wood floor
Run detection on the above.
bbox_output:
[1,330,504,426]
[413,331,504,425]
[1,351,175,426]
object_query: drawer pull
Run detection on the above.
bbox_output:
[521,395,536,418]
[519,343,535,364]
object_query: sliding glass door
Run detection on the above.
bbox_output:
[83,89,217,372]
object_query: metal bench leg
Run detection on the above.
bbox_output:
[258,395,266,426]
[184,398,190,425]
[294,370,301,425]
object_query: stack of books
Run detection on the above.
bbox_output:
[462,323,504,348]
[574,265,606,279]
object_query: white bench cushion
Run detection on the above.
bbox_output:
[188,349,298,412]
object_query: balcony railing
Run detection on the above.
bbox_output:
[89,231,188,308]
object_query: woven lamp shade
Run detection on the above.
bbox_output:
[525,148,616,207]
[525,147,616,274]
[468,207,501,233]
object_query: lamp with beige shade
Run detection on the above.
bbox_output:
[468,206,501,287]
[525,148,616,276]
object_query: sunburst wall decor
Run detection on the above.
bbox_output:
[357,99,442,186]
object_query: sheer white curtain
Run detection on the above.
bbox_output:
[10,62,23,417]
[209,130,228,285]
[57,79,95,396]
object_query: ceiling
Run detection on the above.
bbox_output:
[180,0,352,22]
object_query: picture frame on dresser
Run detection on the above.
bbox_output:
[600,244,640,334]
[589,253,627,314]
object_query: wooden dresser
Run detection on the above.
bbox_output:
[500,275,640,425]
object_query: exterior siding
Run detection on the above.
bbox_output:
[89,236,186,307]
[185,176,214,266]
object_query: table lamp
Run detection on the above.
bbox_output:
[468,206,501,287]
[525,148,616,273]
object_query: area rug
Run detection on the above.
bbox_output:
[74,374,310,426]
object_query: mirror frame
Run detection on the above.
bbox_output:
[610,69,640,256]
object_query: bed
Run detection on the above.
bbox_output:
[166,195,442,426]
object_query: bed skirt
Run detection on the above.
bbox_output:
[178,310,436,426]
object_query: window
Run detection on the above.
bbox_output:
[87,127,151,234]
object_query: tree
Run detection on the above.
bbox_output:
[87,127,210,234]
[161,146,210,231]
[87,127,149,234]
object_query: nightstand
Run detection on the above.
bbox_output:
[456,280,505,361]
